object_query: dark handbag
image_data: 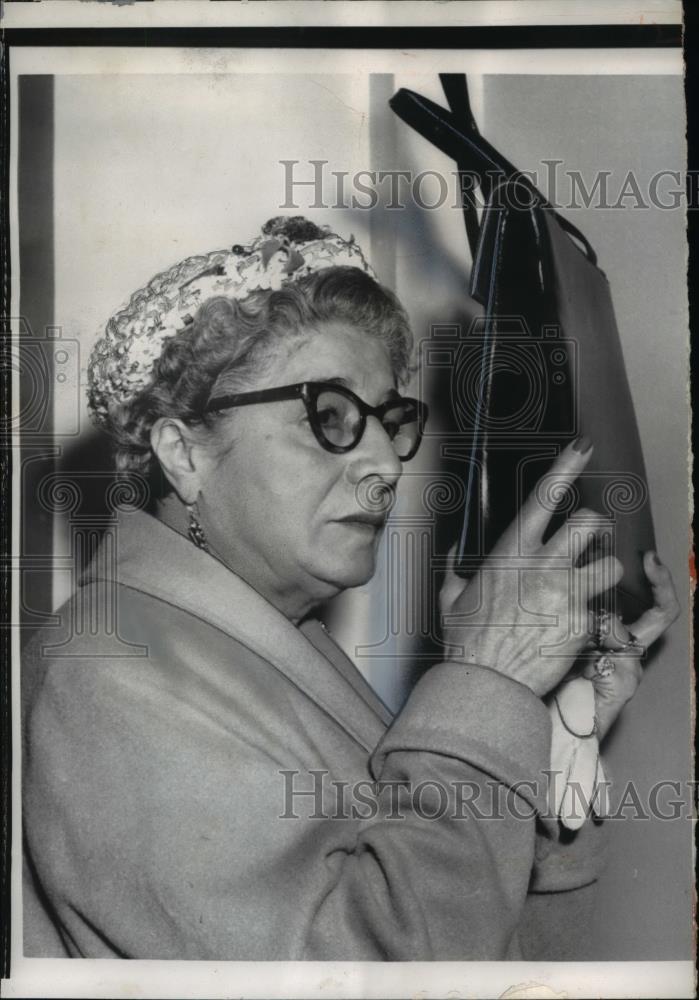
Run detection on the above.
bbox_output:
[390,78,656,621]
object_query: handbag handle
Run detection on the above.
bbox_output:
[439,73,479,138]
[439,74,486,257]
[389,84,598,267]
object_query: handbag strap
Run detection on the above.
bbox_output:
[439,74,485,258]
[389,85,598,267]
[439,73,479,137]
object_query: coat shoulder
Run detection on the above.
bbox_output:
[22,581,289,766]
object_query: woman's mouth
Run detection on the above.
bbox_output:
[335,514,385,531]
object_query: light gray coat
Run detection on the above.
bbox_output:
[22,511,605,960]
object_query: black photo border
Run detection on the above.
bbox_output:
[0,9,690,986]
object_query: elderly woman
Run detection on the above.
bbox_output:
[22,217,678,961]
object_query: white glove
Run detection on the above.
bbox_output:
[547,676,611,830]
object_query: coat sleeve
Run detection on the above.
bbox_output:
[23,647,602,961]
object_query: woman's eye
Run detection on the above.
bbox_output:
[317,406,341,426]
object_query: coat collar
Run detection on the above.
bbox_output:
[81,510,392,748]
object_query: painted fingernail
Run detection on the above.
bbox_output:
[572,435,592,453]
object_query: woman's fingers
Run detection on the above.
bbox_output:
[576,554,625,600]
[580,554,678,741]
[545,507,609,561]
[585,655,644,741]
[627,552,681,647]
[496,437,595,556]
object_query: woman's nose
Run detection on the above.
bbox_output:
[346,415,403,488]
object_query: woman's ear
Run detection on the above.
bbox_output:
[150,417,201,504]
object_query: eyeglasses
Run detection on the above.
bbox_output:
[204,381,428,461]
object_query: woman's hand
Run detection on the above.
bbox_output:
[440,438,626,698]
[581,552,679,740]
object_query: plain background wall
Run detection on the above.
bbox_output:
[30,68,691,959]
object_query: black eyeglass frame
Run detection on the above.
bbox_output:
[204,381,428,461]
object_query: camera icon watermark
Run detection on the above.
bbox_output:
[1,316,81,440]
[418,316,579,441]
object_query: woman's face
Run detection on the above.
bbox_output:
[195,321,404,620]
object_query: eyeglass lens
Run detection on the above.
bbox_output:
[314,388,419,458]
